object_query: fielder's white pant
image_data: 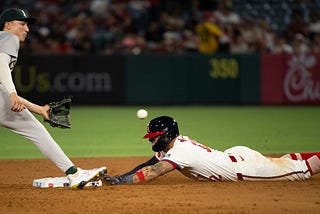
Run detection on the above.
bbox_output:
[0,85,74,172]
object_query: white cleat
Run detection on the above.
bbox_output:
[68,167,106,189]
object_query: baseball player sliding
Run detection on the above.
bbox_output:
[105,116,320,184]
[0,8,106,189]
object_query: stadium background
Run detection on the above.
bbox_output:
[1,0,320,106]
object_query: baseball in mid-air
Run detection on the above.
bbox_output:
[137,109,148,119]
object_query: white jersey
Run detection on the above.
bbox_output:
[155,135,311,181]
[0,31,19,69]
[0,31,19,94]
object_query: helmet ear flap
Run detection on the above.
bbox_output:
[152,133,170,152]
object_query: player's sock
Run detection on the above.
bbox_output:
[65,166,78,175]
[299,152,320,160]
[281,152,320,160]
[305,155,320,175]
[281,152,320,175]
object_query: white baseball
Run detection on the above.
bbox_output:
[137,109,148,119]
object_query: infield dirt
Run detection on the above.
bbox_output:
[0,157,319,213]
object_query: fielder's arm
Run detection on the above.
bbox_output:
[20,97,50,119]
[0,53,25,112]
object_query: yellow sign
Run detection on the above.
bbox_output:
[209,58,239,79]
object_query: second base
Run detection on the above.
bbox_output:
[33,176,102,188]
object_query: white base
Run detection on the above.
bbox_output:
[33,177,102,188]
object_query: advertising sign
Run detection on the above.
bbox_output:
[261,53,320,104]
[15,55,125,105]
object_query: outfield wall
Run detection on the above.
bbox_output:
[14,53,320,105]
[126,54,260,105]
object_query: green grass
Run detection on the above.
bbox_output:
[1,106,319,159]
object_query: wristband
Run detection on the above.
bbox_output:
[136,170,145,182]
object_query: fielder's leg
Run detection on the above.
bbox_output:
[2,109,75,172]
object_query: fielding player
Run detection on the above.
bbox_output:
[105,116,320,184]
[0,8,105,188]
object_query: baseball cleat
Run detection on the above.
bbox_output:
[68,167,106,189]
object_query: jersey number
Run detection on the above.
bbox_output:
[179,138,212,152]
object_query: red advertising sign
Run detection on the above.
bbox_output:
[261,53,320,104]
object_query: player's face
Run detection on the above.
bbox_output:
[149,136,160,147]
[6,20,30,42]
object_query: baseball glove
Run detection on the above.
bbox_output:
[45,97,72,129]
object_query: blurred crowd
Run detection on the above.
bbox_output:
[1,0,320,55]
